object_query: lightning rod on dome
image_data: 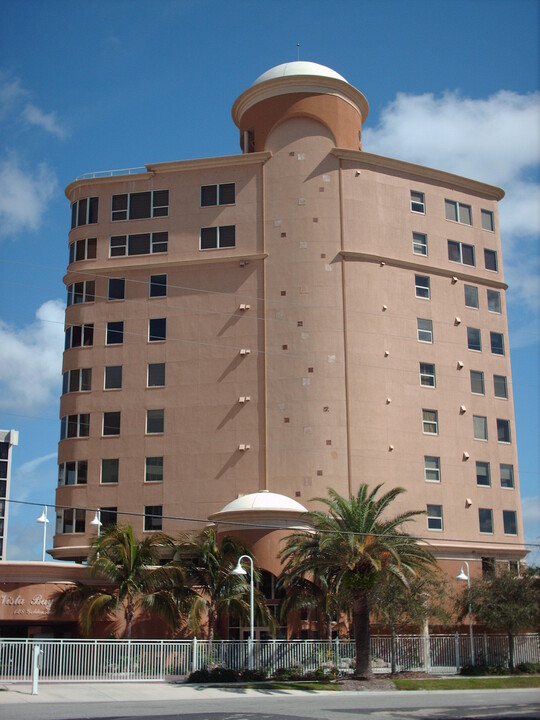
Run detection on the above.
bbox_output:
[297,43,300,60]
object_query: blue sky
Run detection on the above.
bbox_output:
[1,0,538,563]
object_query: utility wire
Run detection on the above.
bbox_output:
[6,497,539,549]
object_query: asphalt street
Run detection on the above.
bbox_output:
[0,684,539,720]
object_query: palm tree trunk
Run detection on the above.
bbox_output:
[208,608,216,655]
[124,603,134,639]
[390,621,397,675]
[353,590,372,679]
[508,631,514,670]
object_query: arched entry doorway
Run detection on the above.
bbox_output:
[228,570,287,639]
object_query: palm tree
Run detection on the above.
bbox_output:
[278,559,346,641]
[280,484,437,678]
[177,527,274,640]
[52,525,188,638]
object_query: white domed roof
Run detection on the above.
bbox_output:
[252,61,348,86]
[217,490,307,514]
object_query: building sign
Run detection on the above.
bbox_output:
[0,590,54,618]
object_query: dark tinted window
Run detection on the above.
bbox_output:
[201,185,218,206]
[219,225,236,247]
[129,192,151,219]
[150,274,167,298]
[200,227,217,249]
[148,363,166,386]
[105,365,122,389]
[103,412,121,436]
[106,321,124,345]
[219,183,235,205]
[129,233,151,255]
[149,318,166,341]
[108,278,125,301]
[77,198,87,226]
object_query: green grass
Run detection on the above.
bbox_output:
[394,676,540,691]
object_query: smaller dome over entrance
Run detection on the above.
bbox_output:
[217,490,307,514]
[252,61,348,86]
[208,490,310,532]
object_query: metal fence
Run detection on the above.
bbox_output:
[0,634,538,683]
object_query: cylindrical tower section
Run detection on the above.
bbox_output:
[232,61,369,153]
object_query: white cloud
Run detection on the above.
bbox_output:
[0,154,57,237]
[0,299,65,413]
[0,70,65,137]
[23,102,65,138]
[0,72,27,120]
[363,90,540,321]
[363,90,540,186]
[522,496,540,524]
[8,452,58,512]
[6,452,58,561]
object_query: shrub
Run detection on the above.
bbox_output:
[303,667,328,681]
[239,669,267,682]
[272,665,304,681]
[516,662,540,674]
[187,666,241,683]
[187,668,211,683]
[209,666,239,682]
[460,663,508,676]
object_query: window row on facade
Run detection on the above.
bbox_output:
[415,275,501,309]
[417,361,508,397]
[410,191,495,231]
[66,275,502,316]
[70,184,236,230]
[422,409,512,442]
[67,274,168,306]
[426,504,517,535]
[56,505,163,534]
[59,409,165,439]
[423,455,514,488]
[69,225,236,262]
[413,232,498,272]
[64,318,167,349]
[466,327,504,355]
[62,363,165,394]
[58,456,164,486]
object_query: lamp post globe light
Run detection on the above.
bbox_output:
[232,554,254,670]
[90,509,102,537]
[35,506,49,562]
[456,561,475,667]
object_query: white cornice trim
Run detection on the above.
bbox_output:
[428,542,529,558]
[333,149,505,201]
[232,76,369,127]
[65,153,272,197]
[146,152,272,174]
[63,252,268,283]
[339,251,508,290]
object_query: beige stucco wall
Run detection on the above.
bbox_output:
[53,79,525,576]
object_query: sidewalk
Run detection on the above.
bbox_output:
[0,681,339,704]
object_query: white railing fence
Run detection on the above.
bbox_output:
[0,634,538,683]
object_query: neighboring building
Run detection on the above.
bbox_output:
[0,429,18,560]
[52,61,526,600]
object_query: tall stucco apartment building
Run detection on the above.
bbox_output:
[52,61,526,587]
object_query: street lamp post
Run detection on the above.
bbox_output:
[35,506,49,562]
[90,510,102,559]
[90,509,102,537]
[456,561,475,667]
[232,554,254,670]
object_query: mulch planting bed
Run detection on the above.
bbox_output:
[334,676,397,691]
